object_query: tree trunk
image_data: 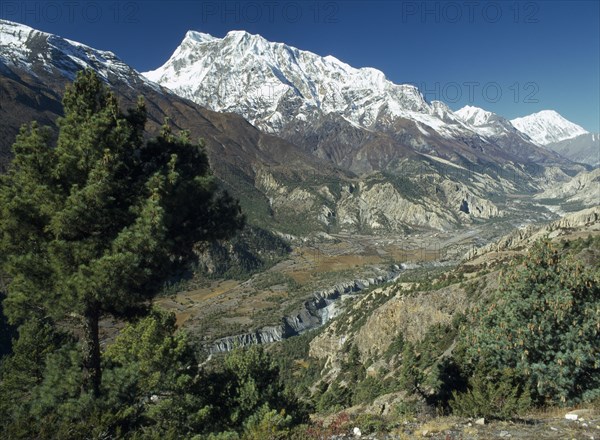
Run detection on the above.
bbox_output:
[82,304,101,397]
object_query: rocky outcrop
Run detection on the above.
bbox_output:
[352,285,471,359]
[536,168,600,207]
[209,325,294,353]
[437,180,500,219]
[254,165,503,233]
[207,270,400,353]
[308,281,475,366]
[466,206,600,259]
[336,181,453,231]
[334,174,502,232]
[255,169,317,213]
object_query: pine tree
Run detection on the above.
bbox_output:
[0,69,244,397]
[398,341,425,396]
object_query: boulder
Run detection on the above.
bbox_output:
[565,409,596,421]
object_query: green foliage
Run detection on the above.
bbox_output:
[0,310,309,439]
[0,310,200,438]
[463,278,486,300]
[383,333,404,361]
[198,346,307,436]
[398,341,424,395]
[101,309,210,436]
[0,317,69,435]
[450,369,531,419]
[0,291,16,358]
[241,406,293,440]
[204,431,240,440]
[104,309,191,393]
[428,357,468,409]
[351,376,387,405]
[0,69,247,437]
[353,413,386,434]
[0,69,243,397]
[194,225,291,281]
[315,344,369,412]
[457,239,600,405]
[224,346,284,425]
[271,329,325,400]
[316,381,352,413]
[392,399,423,418]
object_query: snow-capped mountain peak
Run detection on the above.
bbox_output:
[142,29,449,133]
[142,29,572,166]
[455,105,495,126]
[511,110,588,145]
[454,105,533,142]
[184,30,218,44]
[0,19,157,90]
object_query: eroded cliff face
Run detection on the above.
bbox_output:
[307,280,479,377]
[336,181,452,231]
[255,168,317,213]
[466,206,600,260]
[536,168,600,207]
[436,179,500,219]
[254,168,502,233]
[352,286,470,359]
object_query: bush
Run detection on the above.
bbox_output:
[353,413,386,434]
[316,382,352,413]
[203,432,240,440]
[457,239,600,406]
[198,346,307,435]
[242,405,293,440]
[297,412,351,439]
[352,376,387,405]
[450,368,531,419]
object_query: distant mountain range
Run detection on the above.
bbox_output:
[143,29,597,168]
[544,133,599,167]
[0,20,595,236]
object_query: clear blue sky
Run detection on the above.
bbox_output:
[2,0,599,131]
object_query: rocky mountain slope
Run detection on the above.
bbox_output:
[465,205,600,261]
[545,132,600,166]
[0,20,322,176]
[535,167,600,208]
[2,20,594,238]
[306,208,599,409]
[453,105,560,163]
[0,20,341,234]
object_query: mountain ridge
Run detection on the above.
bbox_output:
[0,19,593,238]
[142,28,572,173]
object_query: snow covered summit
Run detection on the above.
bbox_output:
[142,29,469,136]
[511,110,588,145]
